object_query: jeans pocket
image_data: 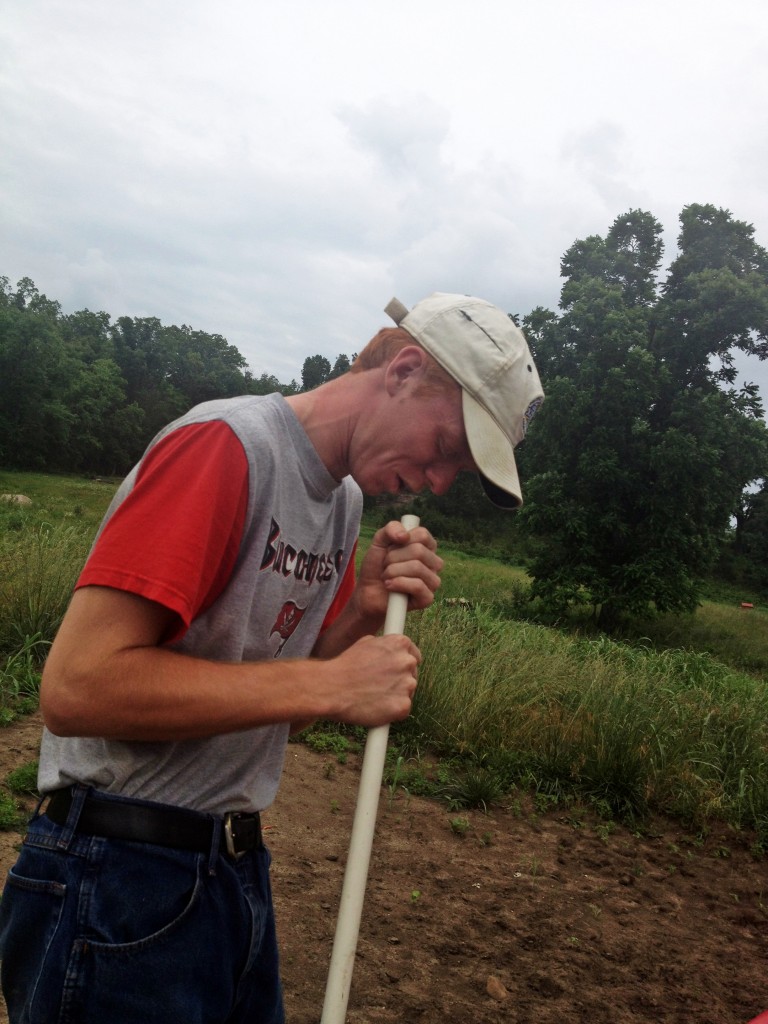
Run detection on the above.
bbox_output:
[83,840,205,950]
[0,866,68,1023]
[62,845,237,1024]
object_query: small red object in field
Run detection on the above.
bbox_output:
[740,602,754,609]
[747,1012,768,1024]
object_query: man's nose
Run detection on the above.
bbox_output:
[426,464,459,496]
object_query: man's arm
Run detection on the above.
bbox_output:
[40,586,422,740]
[40,523,440,742]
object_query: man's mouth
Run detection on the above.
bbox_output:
[396,476,420,496]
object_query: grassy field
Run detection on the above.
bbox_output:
[359,520,768,681]
[2,474,767,846]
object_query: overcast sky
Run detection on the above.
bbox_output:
[2,0,767,399]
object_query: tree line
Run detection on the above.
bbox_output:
[0,277,353,475]
[2,202,767,614]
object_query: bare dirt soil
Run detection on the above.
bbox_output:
[2,712,767,1023]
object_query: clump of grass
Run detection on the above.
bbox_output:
[382,752,442,800]
[0,473,113,674]
[440,765,504,812]
[6,760,39,797]
[0,634,48,724]
[300,722,365,760]
[0,791,25,831]
[449,816,471,836]
[0,521,90,653]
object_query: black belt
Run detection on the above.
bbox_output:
[44,787,263,859]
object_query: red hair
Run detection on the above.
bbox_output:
[350,327,458,397]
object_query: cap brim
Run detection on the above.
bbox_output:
[462,391,522,509]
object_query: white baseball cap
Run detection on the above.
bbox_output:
[385,292,544,509]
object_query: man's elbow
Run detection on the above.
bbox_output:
[39,661,94,737]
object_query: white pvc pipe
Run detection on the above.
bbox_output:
[320,513,420,1024]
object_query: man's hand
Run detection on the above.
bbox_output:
[310,520,442,664]
[323,633,421,727]
[350,520,444,623]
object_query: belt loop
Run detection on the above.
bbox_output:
[31,792,48,820]
[207,817,223,875]
[56,784,89,851]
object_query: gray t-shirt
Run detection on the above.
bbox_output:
[38,394,362,813]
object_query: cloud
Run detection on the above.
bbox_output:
[560,120,647,216]
[338,95,451,179]
[1,0,767,404]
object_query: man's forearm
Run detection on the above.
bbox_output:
[310,600,385,660]
[41,642,339,742]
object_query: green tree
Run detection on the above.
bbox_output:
[59,358,140,473]
[248,372,285,396]
[521,207,768,625]
[655,204,768,387]
[301,354,331,391]
[0,284,75,469]
[161,324,249,407]
[329,353,351,380]
[110,316,188,439]
[246,372,298,397]
[60,308,114,364]
[560,209,664,310]
[11,276,62,319]
[51,306,149,472]
[738,483,768,590]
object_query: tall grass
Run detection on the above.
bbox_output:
[0,514,90,724]
[0,473,108,656]
[397,603,768,840]
[0,517,91,653]
[621,600,768,679]
[0,633,49,724]
[0,475,104,722]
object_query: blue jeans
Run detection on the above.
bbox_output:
[0,787,285,1024]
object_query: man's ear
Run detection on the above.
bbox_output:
[384,346,428,396]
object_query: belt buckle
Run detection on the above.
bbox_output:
[223,813,246,859]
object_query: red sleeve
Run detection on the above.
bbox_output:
[319,540,357,633]
[76,421,249,636]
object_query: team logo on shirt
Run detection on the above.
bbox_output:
[270,601,307,657]
[260,518,343,585]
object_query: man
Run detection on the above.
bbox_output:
[0,292,543,1024]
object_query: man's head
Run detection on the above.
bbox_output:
[354,294,544,508]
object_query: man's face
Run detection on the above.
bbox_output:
[350,360,478,498]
